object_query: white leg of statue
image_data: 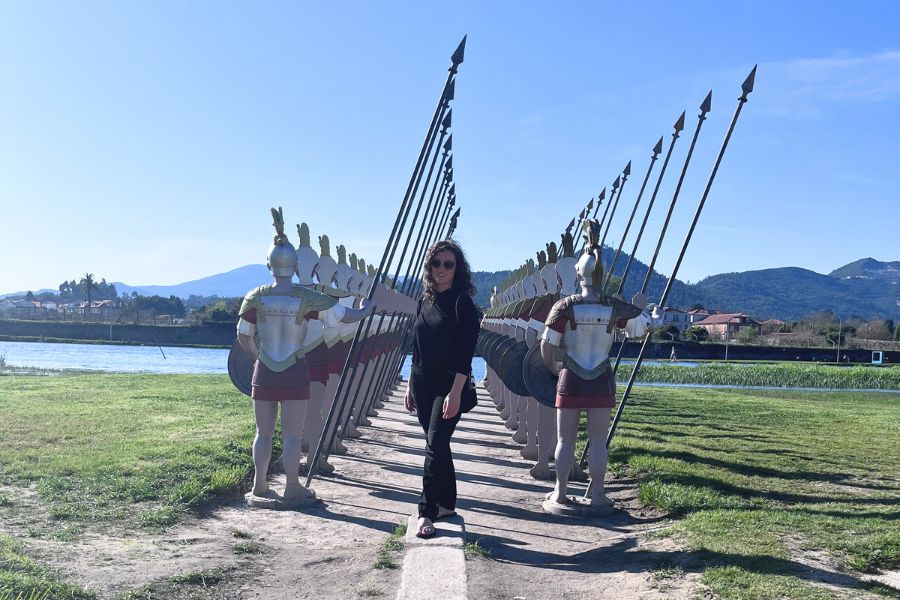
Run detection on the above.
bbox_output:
[353,362,375,426]
[505,394,520,430]
[499,385,511,418]
[548,408,579,504]
[585,407,613,507]
[520,397,539,459]
[300,381,335,474]
[281,400,317,505]
[341,370,362,439]
[530,402,555,480]
[512,395,528,443]
[251,400,279,497]
[302,382,325,452]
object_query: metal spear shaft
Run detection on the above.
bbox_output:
[399,141,453,294]
[590,67,756,499]
[580,99,709,469]
[599,162,631,251]
[641,92,712,294]
[603,140,663,290]
[345,135,454,429]
[321,104,449,466]
[615,112,686,297]
[306,38,466,487]
[578,116,684,468]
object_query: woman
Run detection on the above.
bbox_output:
[405,239,479,538]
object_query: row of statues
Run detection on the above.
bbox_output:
[232,207,415,508]
[233,207,663,516]
[479,219,663,515]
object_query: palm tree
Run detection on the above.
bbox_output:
[80,273,98,317]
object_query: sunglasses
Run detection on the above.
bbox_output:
[429,258,456,270]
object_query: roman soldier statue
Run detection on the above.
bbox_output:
[236,207,372,508]
[540,219,662,515]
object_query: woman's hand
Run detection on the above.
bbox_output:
[442,391,461,420]
[404,386,415,413]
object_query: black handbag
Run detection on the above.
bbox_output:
[460,370,478,413]
[455,294,478,413]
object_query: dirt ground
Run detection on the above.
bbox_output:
[2,383,897,599]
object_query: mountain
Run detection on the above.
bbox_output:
[113,265,270,299]
[829,258,900,284]
[6,257,896,321]
[692,266,898,321]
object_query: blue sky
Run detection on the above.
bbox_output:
[1,1,898,294]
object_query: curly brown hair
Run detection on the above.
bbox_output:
[422,239,476,302]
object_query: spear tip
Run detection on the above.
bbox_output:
[623,161,632,176]
[444,135,452,152]
[700,90,712,113]
[653,136,663,155]
[598,187,606,201]
[612,175,621,189]
[446,78,456,102]
[442,109,452,129]
[451,35,467,65]
[675,111,686,132]
[742,65,757,96]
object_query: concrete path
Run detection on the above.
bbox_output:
[322,382,685,600]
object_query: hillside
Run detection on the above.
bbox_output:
[692,266,898,321]
[829,257,900,284]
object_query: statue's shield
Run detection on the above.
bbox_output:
[227,340,254,397]
[523,343,558,408]
[498,340,530,396]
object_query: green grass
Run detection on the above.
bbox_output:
[232,541,263,555]
[593,386,900,598]
[0,373,257,536]
[463,539,491,559]
[373,523,407,570]
[616,362,900,389]
[0,533,95,600]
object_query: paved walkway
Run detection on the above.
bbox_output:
[320,382,684,600]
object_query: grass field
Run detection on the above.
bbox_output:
[1,373,898,598]
[598,386,900,598]
[0,373,253,599]
[616,362,900,390]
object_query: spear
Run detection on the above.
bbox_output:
[350,139,454,425]
[400,138,453,296]
[591,188,606,219]
[589,66,756,499]
[603,140,663,290]
[577,114,685,468]
[326,102,453,453]
[615,112,686,297]
[306,37,466,487]
[342,107,457,439]
[641,92,712,295]
[599,162,631,251]
[596,179,617,235]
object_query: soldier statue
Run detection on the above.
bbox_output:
[237,207,372,508]
[540,219,662,515]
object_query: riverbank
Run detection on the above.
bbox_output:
[0,320,235,349]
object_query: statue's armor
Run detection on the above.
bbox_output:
[562,303,617,379]
[542,294,648,409]
[239,286,342,371]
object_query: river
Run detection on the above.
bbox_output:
[0,340,483,381]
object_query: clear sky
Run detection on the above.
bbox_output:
[2,1,898,294]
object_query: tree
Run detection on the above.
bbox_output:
[25,291,35,302]
[80,273,98,315]
[736,326,759,344]
[654,324,681,342]
[686,326,709,342]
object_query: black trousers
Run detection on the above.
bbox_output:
[412,371,461,521]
